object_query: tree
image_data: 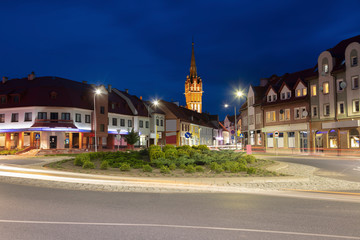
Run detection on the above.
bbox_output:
[123,128,140,149]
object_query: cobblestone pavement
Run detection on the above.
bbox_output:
[0,156,360,193]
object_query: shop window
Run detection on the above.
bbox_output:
[350,129,360,148]
[267,133,273,148]
[288,132,295,148]
[329,130,337,148]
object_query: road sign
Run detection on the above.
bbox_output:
[274,131,279,138]
[185,132,192,138]
[239,133,244,138]
[231,130,235,135]
[65,139,69,144]
[231,136,234,140]
[237,130,240,136]
[35,133,40,140]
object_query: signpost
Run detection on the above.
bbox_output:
[239,133,244,138]
[117,129,121,151]
[185,132,192,139]
[274,131,279,138]
[35,133,40,140]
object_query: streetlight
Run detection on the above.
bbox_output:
[94,88,101,152]
[225,90,243,150]
[153,100,159,145]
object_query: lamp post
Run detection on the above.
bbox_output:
[94,89,101,152]
[153,100,159,145]
[225,90,243,150]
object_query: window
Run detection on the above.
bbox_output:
[285,109,290,120]
[146,121,149,128]
[312,106,318,117]
[139,120,143,128]
[352,76,359,89]
[323,82,329,94]
[279,111,284,121]
[268,95,271,102]
[85,115,90,123]
[296,89,301,97]
[128,120,132,127]
[294,108,300,119]
[0,114,5,123]
[266,111,276,122]
[111,103,115,110]
[75,113,81,122]
[120,119,125,126]
[301,107,307,119]
[100,106,105,114]
[156,119,159,126]
[112,118,117,126]
[100,124,105,132]
[24,112,32,122]
[311,85,317,96]
[337,79,345,91]
[11,113,18,122]
[351,56,358,67]
[353,100,360,113]
[38,112,47,120]
[61,113,70,120]
[302,88,307,96]
[338,102,345,114]
[287,92,291,99]
[324,104,330,116]
[281,92,285,100]
[323,64,329,73]
[161,119,163,126]
[0,96,6,104]
[13,95,19,103]
[273,95,277,101]
[266,112,270,123]
[50,112,58,120]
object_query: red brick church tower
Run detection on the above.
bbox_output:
[185,42,203,113]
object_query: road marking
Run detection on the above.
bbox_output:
[0,220,359,239]
[353,167,360,172]
[283,189,360,196]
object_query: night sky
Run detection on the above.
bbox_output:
[1,0,360,120]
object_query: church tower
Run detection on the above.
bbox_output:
[185,42,203,113]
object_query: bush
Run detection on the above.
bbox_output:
[74,153,90,166]
[120,163,131,171]
[215,165,224,174]
[169,163,177,171]
[150,150,165,161]
[184,165,196,173]
[210,162,219,171]
[164,148,178,159]
[244,154,257,164]
[139,148,149,156]
[174,156,195,166]
[132,162,144,169]
[149,145,162,152]
[163,144,176,152]
[160,166,171,174]
[100,161,109,170]
[82,161,95,169]
[152,157,171,168]
[247,167,257,174]
[142,164,153,172]
[197,145,210,152]
[195,166,204,172]
[179,163,187,169]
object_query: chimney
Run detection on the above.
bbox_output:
[2,76,8,84]
[82,81,88,84]
[108,84,112,93]
[28,71,35,80]
[125,89,129,94]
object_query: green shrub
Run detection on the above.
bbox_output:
[195,166,204,172]
[238,164,247,172]
[120,163,131,171]
[142,164,153,172]
[74,158,84,166]
[164,148,178,159]
[100,161,109,170]
[82,161,95,169]
[132,162,144,169]
[247,167,257,174]
[179,163,187,169]
[244,154,257,164]
[74,153,90,166]
[152,157,171,168]
[197,145,210,152]
[174,156,195,166]
[169,163,177,171]
[150,150,165,161]
[177,149,190,157]
[237,157,247,166]
[139,148,149,156]
[160,166,171,174]
[184,165,196,173]
[163,144,176,152]
[149,145,162,152]
[210,162,219,171]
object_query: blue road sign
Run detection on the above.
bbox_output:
[35,133,40,140]
[231,130,235,135]
[185,132,192,138]
[231,136,234,140]
[239,133,244,138]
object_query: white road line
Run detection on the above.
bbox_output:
[353,167,360,172]
[0,220,359,239]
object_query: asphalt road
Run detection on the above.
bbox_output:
[258,155,360,183]
[0,182,360,240]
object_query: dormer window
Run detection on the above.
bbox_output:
[12,95,19,103]
[273,95,277,101]
[302,88,307,96]
[0,96,6,104]
[268,95,271,102]
[323,64,329,73]
[281,93,285,100]
[50,91,57,99]
[287,92,291,99]
[352,56,358,67]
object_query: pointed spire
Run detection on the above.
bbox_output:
[189,41,197,79]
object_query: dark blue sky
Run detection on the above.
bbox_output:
[1,0,360,119]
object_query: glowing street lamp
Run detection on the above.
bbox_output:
[94,88,101,152]
[152,99,160,145]
[225,90,243,150]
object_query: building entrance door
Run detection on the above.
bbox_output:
[300,131,308,152]
[50,136,57,149]
[315,131,323,152]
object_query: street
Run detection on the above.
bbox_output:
[257,154,360,183]
[0,182,360,240]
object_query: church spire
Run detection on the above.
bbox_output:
[189,41,197,79]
